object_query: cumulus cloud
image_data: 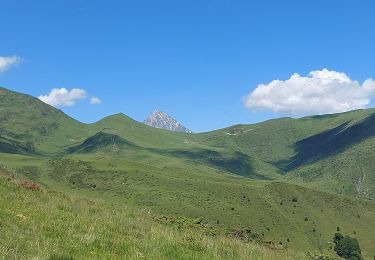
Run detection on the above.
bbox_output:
[90,96,102,105]
[244,69,375,116]
[39,88,87,107]
[0,55,21,73]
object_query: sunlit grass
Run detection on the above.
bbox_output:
[0,175,311,260]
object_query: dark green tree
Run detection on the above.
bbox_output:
[333,233,363,260]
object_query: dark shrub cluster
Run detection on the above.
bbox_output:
[333,233,363,260]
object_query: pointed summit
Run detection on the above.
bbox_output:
[144,110,192,133]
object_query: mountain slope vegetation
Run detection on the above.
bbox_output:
[1,86,375,258]
[1,172,315,260]
[195,109,375,197]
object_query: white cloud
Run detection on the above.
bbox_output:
[90,96,102,105]
[0,55,21,73]
[244,69,375,116]
[39,88,87,107]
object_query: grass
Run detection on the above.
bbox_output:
[2,155,375,258]
[0,173,314,260]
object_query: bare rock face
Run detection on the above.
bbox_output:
[144,110,192,133]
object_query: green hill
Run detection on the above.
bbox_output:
[0,87,88,155]
[196,109,375,198]
[66,131,138,154]
[1,86,375,258]
[3,86,374,196]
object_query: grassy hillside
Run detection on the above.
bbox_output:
[0,87,265,179]
[196,109,375,197]
[0,87,90,155]
[197,109,375,165]
[2,154,375,258]
[0,172,315,260]
[2,86,375,195]
[1,86,375,258]
[285,136,375,199]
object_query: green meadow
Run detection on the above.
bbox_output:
[1,172,314,260]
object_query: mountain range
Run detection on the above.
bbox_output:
[1,86,375,258]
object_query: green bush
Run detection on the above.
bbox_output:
[333,233,363,260]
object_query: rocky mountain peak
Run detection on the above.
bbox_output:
[144,110,192,133]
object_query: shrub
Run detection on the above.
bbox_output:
[333,233,363,260]
[292,196,298,202]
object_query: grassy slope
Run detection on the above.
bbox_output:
[0,87,87,155]
[3,154,375,258]
[1,87,375,257]
[196,109,375,164]
[2,86,375,189]
[0,173,312,260]
[286,137,375,199]
[0,87,264,179]
[196,109,375,197]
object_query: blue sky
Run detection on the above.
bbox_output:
[1,0,375,132]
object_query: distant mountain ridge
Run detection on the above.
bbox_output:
[1,86,375,199]
[144,110,192,133]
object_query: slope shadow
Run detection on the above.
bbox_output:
[66,132,265,179]
[278,112,375,171]
[0,135,38,155]
[66,132,138,154]
[150,148,267,179]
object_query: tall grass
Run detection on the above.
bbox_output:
[0,175,310,260]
